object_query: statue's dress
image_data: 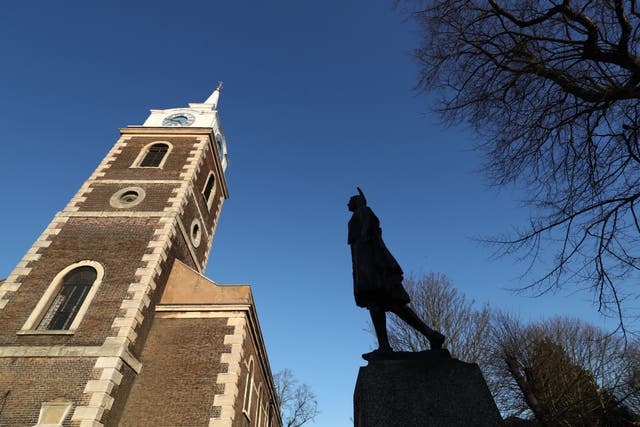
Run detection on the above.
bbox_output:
[348,206,410,308]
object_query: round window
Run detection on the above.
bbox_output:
[110,187,146,209]
[120,191,139,204]
[190,219,202,247]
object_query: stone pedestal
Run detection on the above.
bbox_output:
[354,353,502,427]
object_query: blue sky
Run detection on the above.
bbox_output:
[0,1,630,426]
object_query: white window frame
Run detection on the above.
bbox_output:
[130,141,174,169]
[19,261,105,334]
[242,357,255,419]
[256,383,262,427]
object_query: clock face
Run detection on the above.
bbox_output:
[162,112,195,127]
[215,134,224,160]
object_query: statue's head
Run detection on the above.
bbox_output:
[348,187,367,212]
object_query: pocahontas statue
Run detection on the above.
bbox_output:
[347,188,445,360]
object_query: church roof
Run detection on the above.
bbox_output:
[160,259,252,305]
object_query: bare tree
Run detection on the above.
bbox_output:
[273,369,319,427]
[400,0,640,328]
[381,273,492,363]
[489,314,640,423]
[379,274,639,420]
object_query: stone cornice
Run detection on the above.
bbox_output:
[0,344,142,374]
[156,304,252,312]
[121,127,215,136]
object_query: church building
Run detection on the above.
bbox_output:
[0,86,281,427]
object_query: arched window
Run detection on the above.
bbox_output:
[202,173,216,208]
[37,266,98,330]
[243,359,254,414]
[20,261,104,334]
[139,143,169,167]
[256,384,263,427]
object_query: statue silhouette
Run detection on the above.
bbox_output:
[348,188,445,359]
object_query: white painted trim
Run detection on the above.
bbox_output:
[130,141,174,169]
[256,383,263,427]
[242,356,255,418]
[20,261,105,332]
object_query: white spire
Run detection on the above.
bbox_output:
[204,81,223,109]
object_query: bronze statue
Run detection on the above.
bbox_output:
[348,188,445,359]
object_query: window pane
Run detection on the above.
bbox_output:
[64,266,97,286]
[37,266,97,330]
[46,284,91,330]
[203,174,215,204]
[140,144,169,167]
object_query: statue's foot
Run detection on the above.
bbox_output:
[362,347,393,361]
[429,332,445,350]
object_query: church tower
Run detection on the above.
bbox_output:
[0,86,281,427]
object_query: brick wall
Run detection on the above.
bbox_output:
[190,141,223,233]
[0,126,237,426]
[100,136,200,181]
[0,217,158,346]
[170,225,198,273]
[77,183,179,212]
[0,357,95,426]
[119,317,231,426]
[173,135,225,271]
[99,363,136,427]
[235,335,277,427]
[178,191,222,271]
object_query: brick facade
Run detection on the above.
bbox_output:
[0,217,156,346]
[0,95,281,427]
[0,358,95,426]
[119,317,230,425]
[151,260,281,427]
